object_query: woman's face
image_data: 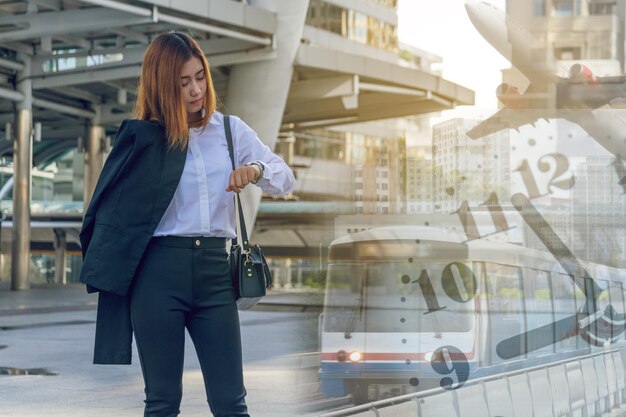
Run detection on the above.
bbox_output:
[180,56,207,120]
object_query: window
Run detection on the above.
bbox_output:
[551,273,582,350]
[595,277,626,341]
[554,46,581,60]
[607,282,626,341]
[552,0,574,16]
[485,263,525,363]
[589,1,615,15]
[369,0,397,7]
[523,268,554,355]
[305,0,398,51]
[534,0,546,15]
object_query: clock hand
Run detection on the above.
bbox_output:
[495,194,604,359]
[496,307,608,359]
[510,193,601,312]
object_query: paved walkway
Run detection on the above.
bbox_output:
[0,283,323,315]
[0,284,324,417]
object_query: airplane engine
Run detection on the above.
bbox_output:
[569,63,598,84]
[496,83,524,107]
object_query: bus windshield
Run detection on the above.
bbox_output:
[323,261,475,333]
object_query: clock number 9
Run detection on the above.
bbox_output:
[430,345,470,390]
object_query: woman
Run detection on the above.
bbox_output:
[79,31,295,417]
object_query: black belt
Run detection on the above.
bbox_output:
[151,236,227,248]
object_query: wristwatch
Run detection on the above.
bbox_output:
[245,161,265,184]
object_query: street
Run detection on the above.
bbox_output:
[0,305,320,417]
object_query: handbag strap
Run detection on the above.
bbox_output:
[224,115,250,250]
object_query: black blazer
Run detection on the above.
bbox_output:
[80,119,187,364]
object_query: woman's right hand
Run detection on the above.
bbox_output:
[226,165,261,193]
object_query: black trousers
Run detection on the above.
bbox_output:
[129,236,249,417]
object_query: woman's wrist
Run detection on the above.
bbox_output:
[245,161,264,184]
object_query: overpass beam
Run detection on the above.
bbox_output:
[224,0,310,235]
[12,54,32,291]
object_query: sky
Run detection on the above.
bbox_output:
[395,0,612,190]
[397,0,509,115]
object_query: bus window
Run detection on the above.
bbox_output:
[573,279,586,317]
[323,263,366,333]
[523,268,554,355]
[607,282,626,341]
[364,262,474,333]
[485,263,524,363]
[592,278,609,344]
[551,273,578,351]
[595,277,626,342]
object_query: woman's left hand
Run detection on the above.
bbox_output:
[226,165,261,193]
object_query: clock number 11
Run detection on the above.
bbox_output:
[455,192,512,242]
[454,152,575,242]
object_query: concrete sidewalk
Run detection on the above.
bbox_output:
[0,283,323,417]
[0,282,324,315]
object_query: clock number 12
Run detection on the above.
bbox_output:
[514,153,574,199]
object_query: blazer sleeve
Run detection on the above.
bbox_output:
[79,120,136,260]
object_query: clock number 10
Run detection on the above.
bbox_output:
[408,262,477,314]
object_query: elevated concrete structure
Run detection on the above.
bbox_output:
[0,0,474,288]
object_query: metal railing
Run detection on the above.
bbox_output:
[316,348,620,416]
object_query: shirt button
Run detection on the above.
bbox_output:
[195,239,201,247]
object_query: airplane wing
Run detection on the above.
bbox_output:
[466,108,558,139]
[468,72,626,140]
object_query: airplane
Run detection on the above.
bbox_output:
[464,0,626,160]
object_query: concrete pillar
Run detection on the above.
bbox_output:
[53,228,67,284]
[225,0,310,235]
[284,258,293,287]
[11,54,32,291]
[296,258,303,287]
[83,123,104,211]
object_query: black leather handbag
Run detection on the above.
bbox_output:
[224,115,273,310]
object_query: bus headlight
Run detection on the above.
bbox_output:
[349,351,363,362]
[337,350,347,362]
[424,351,434,362]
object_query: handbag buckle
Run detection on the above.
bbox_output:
[243,251,253,268]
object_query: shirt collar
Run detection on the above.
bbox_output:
[203,108,222,126]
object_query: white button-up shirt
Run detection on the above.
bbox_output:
[154,111,295,238]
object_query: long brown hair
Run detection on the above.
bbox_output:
[133,31,217,149]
